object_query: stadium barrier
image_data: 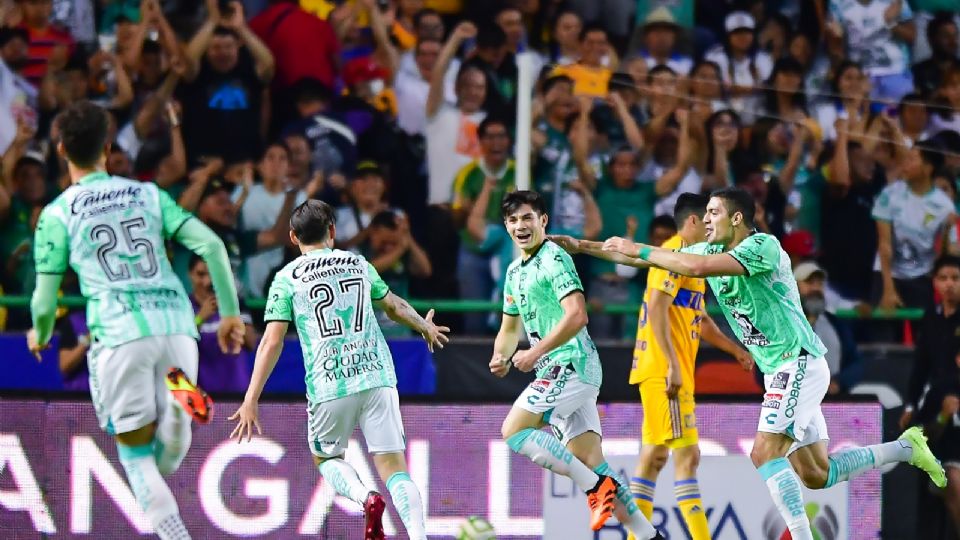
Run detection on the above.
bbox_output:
[0,399,880,539]
[0,295,926,319]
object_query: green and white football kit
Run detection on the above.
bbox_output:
[503,240,603,443]
[264,248,404,458]
[683,233,829,450]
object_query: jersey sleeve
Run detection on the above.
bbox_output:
[728,234,781,277]
[872,186,894,222]
[264,274,294,322]
[366,263,390,301]
[547,249,584,301]
[502,268,520,316]
[647,267,682,298]
[680,242,711,255]
[34,207,69,274]
[158,187,194,238]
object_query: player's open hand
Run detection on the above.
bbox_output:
[421,309,450,353]
[218,315,246,354]
[548,234,580,254]
[734,349,754,372]
[228,400,261,443]
[26,328,47,362]
[512,349,539,372]
[602,236,639,257]
[490,353,511,378]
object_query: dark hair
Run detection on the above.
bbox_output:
[454,62,485,87]
[933,129,960,154]
[917,139,946,172]
[415,37,442,54]
[934,255,960,275]
[579,22,606,43]
[369,210,400,229]
[608,145,639,165]
[648,214,678,235]
[763,57,807,116]
[501,190,547,219]
[928,12,958,56]
[476,22,507,50]
[705,108,742,174]
[688,60,727,100]
[142,39,162,55]
[259,140,291,162]
[711,186,756,227]
[898,92,924,113]
[292,77,333,105]
[674,192,710,224]
[722,23,759,86]
[541,74,573,95]
[290,199,337,244]
[478,116,510,138]
[55,101,110,168]
[188,254,205,271]
[412,8,441,30]
[646,63,677,83]
[212,26,239,40]
[830,60,862,95]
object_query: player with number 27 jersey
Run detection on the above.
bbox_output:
[264,249,396,404]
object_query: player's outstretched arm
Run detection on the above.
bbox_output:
[29,207,68,359]
[374,293,450,352]
[548,235,652,268]
[602,236,747,278]
[230,320,287,442]
[173,217,245,353]
[491,313,521,377]
[512,292,589,372]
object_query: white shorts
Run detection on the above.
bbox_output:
[514,364,602,444]
[758,351,830,453]
[308,386,406,458]
[88,335,199,435]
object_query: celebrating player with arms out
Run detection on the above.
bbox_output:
[229,200,449,540]
[491,190,663,539]
[627,194,752,540]
[28,101,245,540]
[552,186,946,540]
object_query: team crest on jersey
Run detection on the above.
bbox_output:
[662,279,676,292]
[505,294,515,306]
[730,310,770,346]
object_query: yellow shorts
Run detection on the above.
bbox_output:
[639,377,699,448]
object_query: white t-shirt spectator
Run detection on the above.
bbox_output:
[829,0,913,77]
[334,205,375,252]
[930,114,960,135]
[399,52,459,107]
[704,46,773,123]
[639,161,703,217]
[641,52,693,77]
[236,184,307,296]
[395,69,430,136]
[425,103,485,205]
[872,181,954,279]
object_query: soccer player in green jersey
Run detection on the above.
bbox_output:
[552,186,947,540]
[490,191,662,539]
[229,199,449,540]
[27,102,245,540]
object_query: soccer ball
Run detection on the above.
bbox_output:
[456,515,496,539]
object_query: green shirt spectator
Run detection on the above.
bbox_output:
[452,158,516,251]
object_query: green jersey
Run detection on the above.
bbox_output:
[683,233,826,374]
[502,240,602,386]
[34,172,198,348]
[264,248,396,403]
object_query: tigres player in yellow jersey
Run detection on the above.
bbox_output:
[627,194,753,540]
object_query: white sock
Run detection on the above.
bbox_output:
[318,458,371,506]
[594,462,657,539]
[759,458,812,540]
[506,428,599,491]
[117,442,191,540]
[155,396,192,476]
[824,440,912,488]
[386,472,427,540]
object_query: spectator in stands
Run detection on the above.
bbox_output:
[452,116,515,334]
[237,142,307,297]
[0,27,37,155]
[179,0,274,164]
[913,12,960,98]
[465,22,516,124]
[827,0,916,101]
[636,7,691,75]
[875,143,954,311]
[705,11,772,125]
[698,108,740,192]
[390,0,424,51]
[930,68,960,134]
[814,60,871,143]
[17,0,74,87]
[647,213,679,250]
[395,38,441,136]
[425,21,486,207]
[592,72,645,149]
[566,0,635,52]
[1,150,46,299]
[283,132,312,190]
[686,59,729,114]
[249,0,339,90]
[397,8,448,80]
[762,57,809,122]
[367,210,432,336]
[794,261,863,395]
[548,10,583,67]
[55,306,89,391]
[588,146,656,339]
[335,161,389,252]
[551,23,613,98]
[899,93,932,144]
[646,107,697,218]
[188,255,256,393]
[281,78,356,203]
